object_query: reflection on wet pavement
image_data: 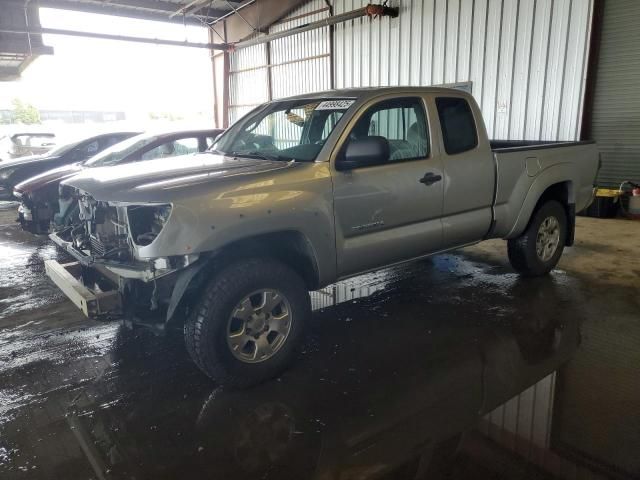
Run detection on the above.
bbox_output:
[0,216,71,319]
[0,208,638,479]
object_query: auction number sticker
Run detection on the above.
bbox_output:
[315,99,356,110]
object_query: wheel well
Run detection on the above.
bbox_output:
[209,231,320,290]
[538,181,572,207]
[165,231,320,325]
[535,181,575,246]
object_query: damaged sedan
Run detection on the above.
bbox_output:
[0,131,139,201]
[14,129,222,234]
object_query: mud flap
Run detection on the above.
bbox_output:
[566,203,576,246]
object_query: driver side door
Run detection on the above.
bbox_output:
[332,95,445,278]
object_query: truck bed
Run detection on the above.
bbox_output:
[490,140,595,152]
[488,139,599,241]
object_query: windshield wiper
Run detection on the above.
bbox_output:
[230,151,291,162]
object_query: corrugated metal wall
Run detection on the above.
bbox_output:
[229,0,331,123]
[269,0,332,99]
[334,0,593,140]
[230,0,593,141]
[590,0,640,186]
[229,42,269,123]
[481,372,556,451]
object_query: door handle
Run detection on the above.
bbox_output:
[419,172,442,186]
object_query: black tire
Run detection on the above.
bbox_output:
[507,200,567,277]
[184,307,204,370]
[184,258,310,388]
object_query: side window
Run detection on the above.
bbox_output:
[102,135,126,149]
[173,137,199,155]
[141,138,199,160]
[205,136,216,149]
[86,141,99,156]
[350,97,429,162]
[73,140,99,160]
[435,97,478,155]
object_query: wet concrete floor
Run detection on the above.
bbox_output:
[0,203,638,480]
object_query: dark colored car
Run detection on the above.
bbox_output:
[0,131,139,201]
[14,128,223,233]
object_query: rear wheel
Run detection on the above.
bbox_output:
[184,258,310,388]
[508,200,567,277]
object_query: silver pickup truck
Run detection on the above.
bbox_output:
[46,87,599,386]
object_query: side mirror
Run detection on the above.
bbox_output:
[336,136,390,171]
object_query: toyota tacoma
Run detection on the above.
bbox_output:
[45,87,599,387]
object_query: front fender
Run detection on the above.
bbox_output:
[166,259,209,322]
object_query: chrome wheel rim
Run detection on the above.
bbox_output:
[226,289,292,364]
[536,216,561,262]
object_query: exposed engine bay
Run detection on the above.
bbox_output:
[16,191,57,234]
[54,190,178,271]
[48,189,204,322]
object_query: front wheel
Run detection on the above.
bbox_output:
[184,258,310,388]
[507,200,567,277]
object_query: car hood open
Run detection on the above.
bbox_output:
[62,152,295,203]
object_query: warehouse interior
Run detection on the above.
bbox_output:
[0,1,639,479]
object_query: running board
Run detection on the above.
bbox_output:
[44,260,121,318]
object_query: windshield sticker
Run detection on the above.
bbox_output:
[315,99,356,110]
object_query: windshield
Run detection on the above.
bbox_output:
[84,134,157,167]
[43,139,84,158]
[212,98,355,162]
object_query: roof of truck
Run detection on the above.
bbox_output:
[281,86,472,102]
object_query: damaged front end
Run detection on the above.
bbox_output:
[15,190,56,235]
[47,190,202,325]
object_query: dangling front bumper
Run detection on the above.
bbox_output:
[44,259,121,318]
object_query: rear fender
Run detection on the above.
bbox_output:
[505,164,575,240]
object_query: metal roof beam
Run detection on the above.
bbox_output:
[33,0,228,23]
[232,4,398,49]
[212,0,307,43]
[0,26,227,49]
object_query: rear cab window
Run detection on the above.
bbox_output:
[435,97,478,155]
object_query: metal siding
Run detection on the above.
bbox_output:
[229,41,268,124]
[494,0,519,140]
[480,0,501,138]
[269,0,331,99]
[229,0,592,142]
[509,0,535,139]
[433,0,447,85]
[591,0,640,186]
[483,372,557,450]
[559,0,592,140]
[444,0,460,84]
[228,0,330,123]
[524,0,552,139]
[457,0,474,83]
[333,0,592,141]
[540,0,572,140]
